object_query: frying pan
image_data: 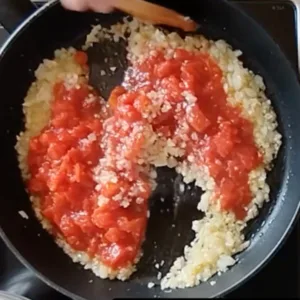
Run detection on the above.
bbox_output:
[0,0,299,299]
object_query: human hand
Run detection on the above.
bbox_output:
[61,0,116,13]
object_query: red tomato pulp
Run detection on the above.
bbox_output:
[114,48,262,219]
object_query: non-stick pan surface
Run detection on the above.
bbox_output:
[0,0,300,299]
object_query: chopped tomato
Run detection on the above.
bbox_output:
[101,181,121,198]
[134,94,151,114]
[118,91,138,106]
[108,86,126,111]
[186,104,211,133]
[118,217,145,241]
[173,48,193,61]
[160,75,183,103]
[92,210,118,229]
[105,228,129,243]
[124,133,145,160]
[116,104,141,122]
[154,60,181,78]
[100,243,136,269]
[74,51,88,65]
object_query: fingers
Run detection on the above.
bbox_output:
[61,0,89,11]
[61,0,116,13]
[87,0,116,13]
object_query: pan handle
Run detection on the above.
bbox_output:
[0,0,37,33]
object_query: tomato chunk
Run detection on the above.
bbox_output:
[74,51,88,65]
[155,60,181,78]
[108,86,127,111]
[186,104,211,133]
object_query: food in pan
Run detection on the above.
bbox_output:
[15,18,281,290]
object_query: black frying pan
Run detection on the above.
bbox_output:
[0,0,299,299]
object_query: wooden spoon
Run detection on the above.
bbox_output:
[114,0,198,32]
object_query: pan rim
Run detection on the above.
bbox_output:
[0,0,300,299]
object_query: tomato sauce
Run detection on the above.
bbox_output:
[27,47,262,270]
[118,48,262,219]
[27,51,150,269]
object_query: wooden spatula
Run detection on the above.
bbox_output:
[114,0,198,32]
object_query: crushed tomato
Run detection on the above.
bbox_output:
[114,48,262,219]
[27,48,262,270]
[27,52,149,269]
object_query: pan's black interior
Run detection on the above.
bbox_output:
[0,1,300,299]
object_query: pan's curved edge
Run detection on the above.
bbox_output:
[208,1,300,297]
[190,0,300,297]
[0,0,299,299]
[0,2,90,299]
[0,0,56,56]
[217,210,300,298]
[0,227,85,300]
